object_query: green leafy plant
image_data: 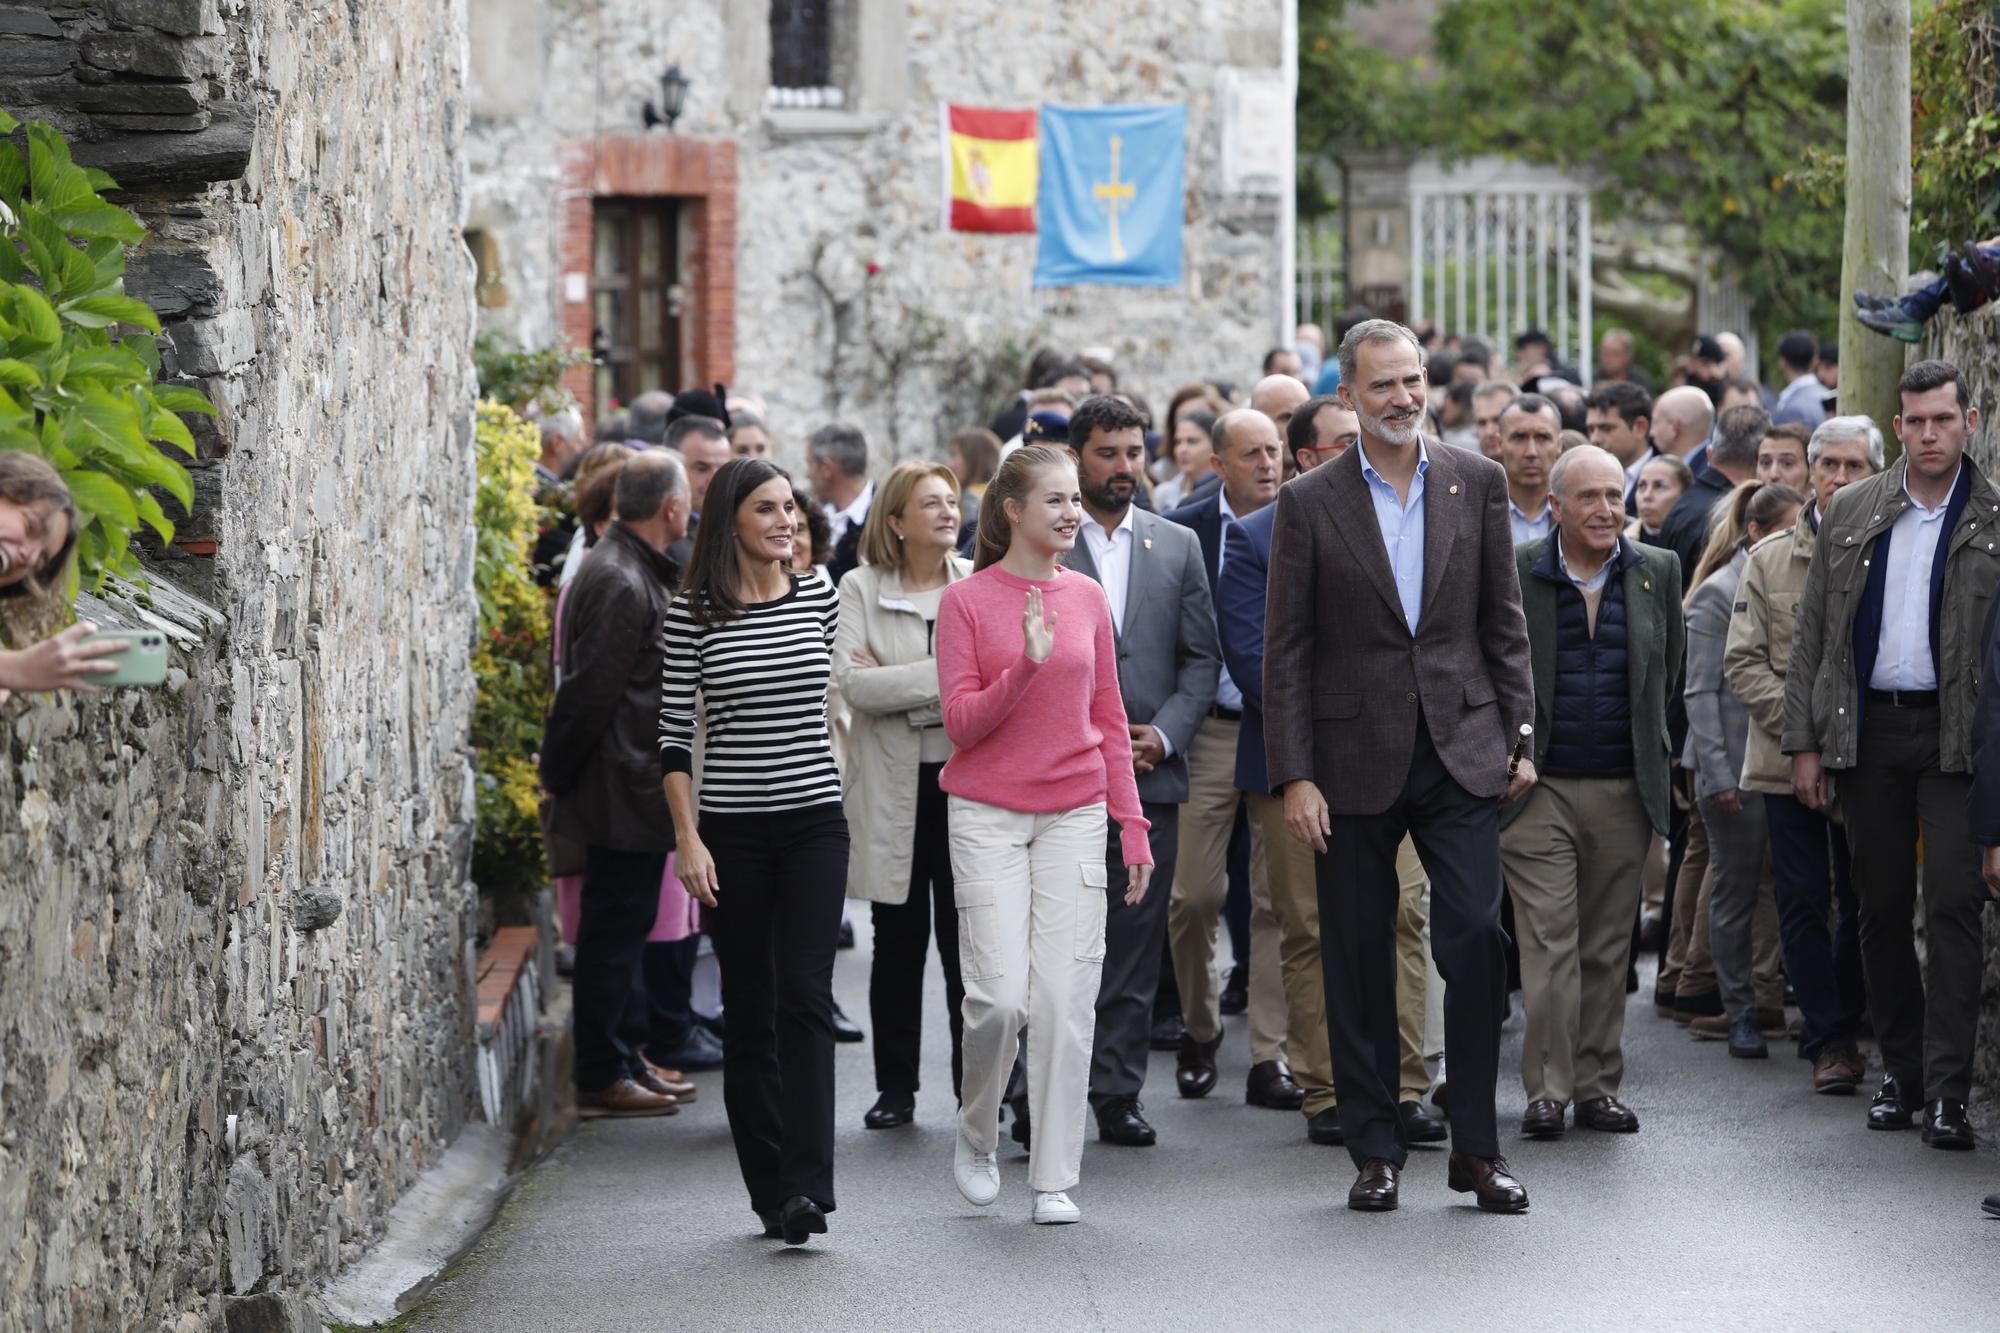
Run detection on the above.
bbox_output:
[1911,0,2000,261]
[471,399,553,909]
[0,108,212,591]
[472,332,589,418]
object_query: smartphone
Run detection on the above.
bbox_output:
[80,629,169,687]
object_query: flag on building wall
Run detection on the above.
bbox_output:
[1033,104,1186,288]
[940,104,1038,233]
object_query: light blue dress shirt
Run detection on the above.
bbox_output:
[1509,498,1552,547]
[1870,467,1959,691]
[1214,490,1246,710]
[1357,437,1429,636]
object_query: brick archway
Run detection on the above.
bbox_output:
[558,134,737,427]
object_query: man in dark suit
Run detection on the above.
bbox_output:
[1061,395,1220,1147]
[1164,410,1303,1113]
[808,422,874,582]
[1266,319,1537,1214]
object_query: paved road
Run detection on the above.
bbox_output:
[418,912,2000,1331]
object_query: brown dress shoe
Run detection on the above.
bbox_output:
[1448,1153,1530,1213]
[578,1077,678,1118]
[1810,1045,1863,1095]
[1574,1096,1640,1133]
[1756,1007,1788,1039]
[1520,1098,1565,1139]
[1687,1014,1731,1041]
[1347,1158,1400,1212]
[1176,1032,1221,1099]
[638,1055,697,1101]
[1246,1060,1305,1110]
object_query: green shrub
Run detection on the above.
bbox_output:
[472,332,590,418]
[471,399,554,909]
[0,108,212,592]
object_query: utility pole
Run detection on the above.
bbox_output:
[1839,0,1911,445]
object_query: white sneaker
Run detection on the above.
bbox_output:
[1032,1191,1081,1225]
[954,1131,999,1206]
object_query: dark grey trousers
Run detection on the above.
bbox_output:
[1701,790,1768,1024]
[1089,802,1180,1108]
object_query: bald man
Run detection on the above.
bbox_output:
[1649,384,1716,475]
[1252,374,1313,478]
[1503,445,1683,1138]
[1164,409,1301,1111]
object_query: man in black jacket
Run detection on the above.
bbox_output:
[541,450,694,1118]
[1656,403,1766,593]
[1963,554,2000,1222]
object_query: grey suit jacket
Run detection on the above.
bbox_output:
[1683,547,1749,801]
[1264,439,1534,815]
[1063,507,1220,804]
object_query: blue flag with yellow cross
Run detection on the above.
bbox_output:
[1032,104,1186,288]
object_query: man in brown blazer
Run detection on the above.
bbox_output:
[1265,319,1537,1214]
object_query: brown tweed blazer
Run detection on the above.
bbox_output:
[1262,439,1534,816]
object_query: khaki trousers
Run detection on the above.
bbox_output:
[1501,775,1650,1106]
[1250,789,1434,1114]
[1171,717,1284,1062]
[1660,799,1714,998]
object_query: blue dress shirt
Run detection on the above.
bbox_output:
[1871,467,1960,690]
[1357,437,1429,636]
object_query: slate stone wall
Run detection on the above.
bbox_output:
[0,1,478,1328]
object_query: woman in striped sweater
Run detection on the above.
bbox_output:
[661,457,847,1247]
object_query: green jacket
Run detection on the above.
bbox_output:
[1505,535,1684,835]
[1780,456,2000,774]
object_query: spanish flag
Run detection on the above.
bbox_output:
[940,103,1037,233]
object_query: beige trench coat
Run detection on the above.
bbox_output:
[833,557,973,904]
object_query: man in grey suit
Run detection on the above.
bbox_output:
[1266,319,1537,1214]
[1063,394,1221,1147]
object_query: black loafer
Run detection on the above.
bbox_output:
[1520,1098,1566,1139]
[777,1195,827,1246]
[1867,1076,1917,1131]
[1095,1096,1157,1147]
[1348,1158,1400,1212]
[1922,1098,1976,1151]
[757,1208,783,1239]
[1246,1060,1305,1110]
[1149,1013,1186,1051]
[863,1092,914,1130]
[1176,1032,1221,1099]
[1399,1099,1448,1144]
[1574,1096,1641,1134]
[830,1001,865,1043]
[1306,1107,1345,1146]
[1982,1192,2000,1219]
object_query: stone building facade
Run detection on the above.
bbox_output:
[466,0,1297,466]
[0,2,478,1328]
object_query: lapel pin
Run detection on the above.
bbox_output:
[1449,484,1459,495]
[1143,538,1152,549]
[1644,579,1652,591]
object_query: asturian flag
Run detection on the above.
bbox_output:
[940,104,1038,233]
[1033,103,1186,288]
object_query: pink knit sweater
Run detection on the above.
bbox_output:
[936,563,1152,867]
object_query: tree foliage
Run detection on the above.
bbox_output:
[1910,0,2000,257]
[0,108,212,591]
[472,331,588,418]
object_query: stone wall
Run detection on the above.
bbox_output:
[0,1,479,1328]
[466,0,1294,469]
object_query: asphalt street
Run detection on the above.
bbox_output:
[417,910,2000,1332]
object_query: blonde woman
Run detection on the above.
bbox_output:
[935,443,1152,1226]
[833,462,974,1130]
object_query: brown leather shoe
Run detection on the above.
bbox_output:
[578,1077,678,1118]
[1574,1096,1640,1133]
[1756,1007,1789,1039]
[1687,1014,1731,1041]
[1246,1060,1305,1110]
[638,1055,697,1101]
[1811,1044,1864,1095]
[1347,1158,1400,1212]
[1520,1098,1565,1139]
[1448,1153,1530,1213]
[1176,1031,1221,1099]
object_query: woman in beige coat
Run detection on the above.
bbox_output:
[833,461,974,1129]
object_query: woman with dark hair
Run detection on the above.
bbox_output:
[660,457,847,1247]
[935,442,1152,1227]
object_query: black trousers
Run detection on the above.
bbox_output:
[574,846,668,1093]
[869,763,965,1098]
[1320,717,1508,1167]
[1840,704,1988,1102]
[1090,802,1179,1108]
[643,937,698,1058]
[703,802,849,1213]
[1765,792,1865,1062]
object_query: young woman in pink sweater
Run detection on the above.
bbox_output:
[934,442,1153,1226]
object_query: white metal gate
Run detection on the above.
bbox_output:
[1408,159,1594,383]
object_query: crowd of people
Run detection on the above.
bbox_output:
[520,307,2000,1244]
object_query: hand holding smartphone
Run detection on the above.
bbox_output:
[79,628,168,686]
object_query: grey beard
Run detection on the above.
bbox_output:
[1360,407,1422,446]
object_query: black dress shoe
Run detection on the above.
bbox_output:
[1306,1107,1345,1146]
[863,1092,914,1129]
[1922,1098,1976,1151]
[1095,1096,1158,1146]
[1150,1012,1186,1051]
[1399,1100,1447,1144]
[1867,1076,1917,1131]
[1520,1098,1565,1139]
[777,1195,827,1246]
[1219,964,1248,1016]
[1176,1032,1221,1099]
[1448,1153,1530,1213]
[1246,1060,1305,1110]
[1983,1192,2000,1219]
[757,1208,783,1239]
[1348,1158,1400,1211]
[1574,1096,1641,1134]
[830,1001,865,1043]
[1009,1094,1031,1149]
